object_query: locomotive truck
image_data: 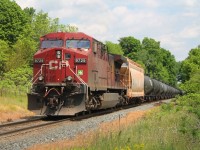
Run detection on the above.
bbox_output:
[28,32,181,116]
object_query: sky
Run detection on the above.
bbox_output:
[15,0,200,61]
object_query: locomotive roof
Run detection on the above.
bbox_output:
[40,32,95,40]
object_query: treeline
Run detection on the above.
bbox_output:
[0,0,77,95]
[179,47,200,94]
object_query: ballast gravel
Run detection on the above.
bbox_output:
[0,100,171,150]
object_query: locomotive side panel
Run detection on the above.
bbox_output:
[108,55,115,89]
[88,41,109,91]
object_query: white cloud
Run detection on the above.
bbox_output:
[180,25,200,38]
[183,0,198,7]
[127,0,160,8]
[14,0,37,9]
[112,6,129,16]
[159,34,188,61]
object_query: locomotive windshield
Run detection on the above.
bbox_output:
[41,40,63,49]
[66,40,90,49]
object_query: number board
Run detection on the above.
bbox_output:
[75,58,87,64]
[34,58,44,63]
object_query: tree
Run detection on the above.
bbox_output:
[0,65,32,95]
[142,37,160,50]
[0,40,10,77]
[105,41,123,55]
[158,48,178,85]
[59,24,78,32]
[179,48,200,83]
[21,10,78,44]
[119,36,141,56]
[6,38,37,70]
[0,0,27,44]
[23,7,36,23]
[180,69,200,93]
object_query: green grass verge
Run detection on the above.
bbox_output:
[87,111,199,150]
[76,94,200,150]
[0,95,27,112]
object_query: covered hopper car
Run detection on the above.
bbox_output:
[28,32,182,116]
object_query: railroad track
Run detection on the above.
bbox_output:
[0,99,170,138]
[0,109,118,138]
[0,116,72,138]
[0,109,116,138]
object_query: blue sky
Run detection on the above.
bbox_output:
[15,0,200,61]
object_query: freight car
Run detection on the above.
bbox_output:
[144,76,181,101]
[28,32,181,116]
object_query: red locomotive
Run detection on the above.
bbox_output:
[28,32,181,115]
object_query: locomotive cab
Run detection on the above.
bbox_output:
[28,32,92,115]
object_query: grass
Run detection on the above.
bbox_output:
[0,95,33,122]
[67,95,200,150]
[0,94,28,111]
[86,109,199,150]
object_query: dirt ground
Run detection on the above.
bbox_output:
[0,111,34,123]
[29,109,151,150]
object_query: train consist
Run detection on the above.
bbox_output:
[28,32,182,115]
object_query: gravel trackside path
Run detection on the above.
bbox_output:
[0,99,171,150]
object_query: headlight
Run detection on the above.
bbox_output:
[56,50,62,59]
[67,76,72,82]
[38,74,44,81]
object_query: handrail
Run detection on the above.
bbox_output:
[64,61,88,99]
[27,64,49,93]
[66,63,88,86]
[27,61,88,99]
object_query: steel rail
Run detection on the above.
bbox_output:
[0,116,46,128]
[0,117,71,137]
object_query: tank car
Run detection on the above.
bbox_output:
[28,32,144,116]
[144,75,181,100]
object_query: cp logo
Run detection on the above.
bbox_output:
[49,60,69,70]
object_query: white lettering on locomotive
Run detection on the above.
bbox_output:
[49,60,69,70]
[49,60,58,70]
